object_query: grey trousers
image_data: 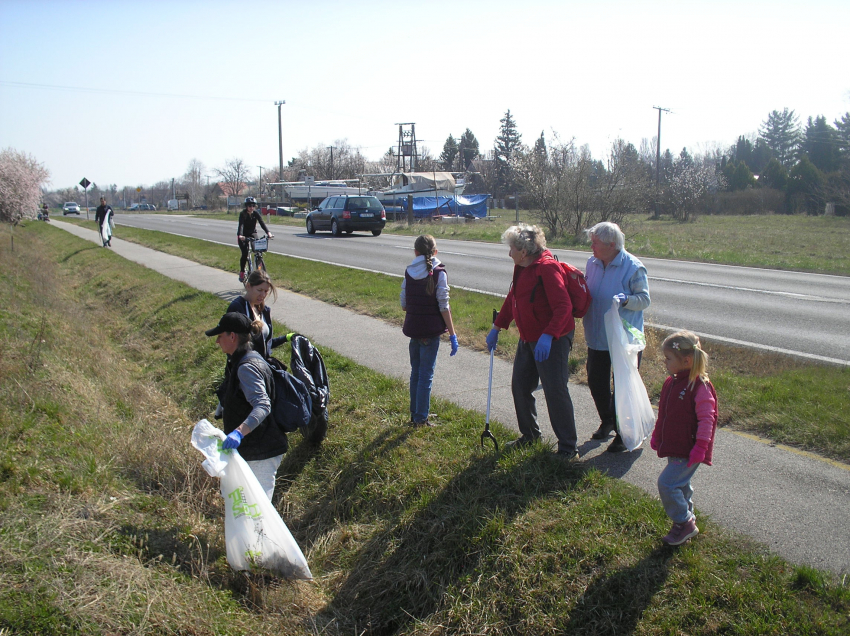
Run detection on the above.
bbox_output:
[511,332,577,453]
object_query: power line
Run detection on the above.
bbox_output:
[0,80,273,103]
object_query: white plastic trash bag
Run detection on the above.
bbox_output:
[191,419,312,580]
[603,299,656,451]
[101,210,113,244]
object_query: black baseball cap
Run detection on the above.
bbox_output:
[205,312,252,336]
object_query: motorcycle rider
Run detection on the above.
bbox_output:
[237,197,273,282]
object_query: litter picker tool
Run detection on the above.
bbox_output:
[481,309,499,451]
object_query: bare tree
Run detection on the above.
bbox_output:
[183,158,205,208]
[513,134,595,239]
[215,158,251,202]
[0,148,50,224]
[664,150,725,221]
[593,139,652,223]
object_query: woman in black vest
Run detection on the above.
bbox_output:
[205,312,288,500]
[400,235,458,426]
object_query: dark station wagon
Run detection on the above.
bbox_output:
[306,195,386,236]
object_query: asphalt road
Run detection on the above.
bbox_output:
[115,213,850,365]
[54,220,850,577]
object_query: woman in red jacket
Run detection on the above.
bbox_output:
[486,224,579,461]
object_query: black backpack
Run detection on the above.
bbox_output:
[266,356,313,434]
[276,334,330,444]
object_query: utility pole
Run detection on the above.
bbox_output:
[327,146,335,179]
[257,166,264,197]
[275,100,285,192]
[653,106,670,219]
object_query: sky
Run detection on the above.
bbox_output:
[1,0,848,191]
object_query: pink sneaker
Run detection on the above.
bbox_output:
[662,518,699,546]
[238,271,245,283]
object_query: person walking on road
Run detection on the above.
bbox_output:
[400,235,459,427]
[583,221,651,453]
[486,224,579,460]
[227,269,286,360]
[206,312,287,501]
[651,330,717,545]
[237,197,273,282]
[94,197,114,247]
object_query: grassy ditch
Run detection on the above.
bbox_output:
[69,219,850,464]
[3,221,849,634]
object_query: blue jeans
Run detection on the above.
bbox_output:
[409,336,441,423]
[657,457,699,523]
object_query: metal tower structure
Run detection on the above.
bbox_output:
[395,122,418,173]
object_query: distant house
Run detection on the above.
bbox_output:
[209,181,248,208]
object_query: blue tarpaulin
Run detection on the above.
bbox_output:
[388,194,490,218]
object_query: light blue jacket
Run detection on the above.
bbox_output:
[583,249,650,350]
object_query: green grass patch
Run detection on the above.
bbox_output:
[1,220,847,634]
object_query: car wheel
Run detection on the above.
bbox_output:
[306,218,316,234]
[372,229,382,236]
[331,219,341,237]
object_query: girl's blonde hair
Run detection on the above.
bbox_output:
[662,330,709,387]
[414,234,438,295]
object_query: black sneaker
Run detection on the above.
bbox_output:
[606,435,627,453]
[591,421,616,440]
[504,436,536,450]
[556,449,580,462]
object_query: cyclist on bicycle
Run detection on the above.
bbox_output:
[237,197,273,282]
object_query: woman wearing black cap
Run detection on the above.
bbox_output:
[206,311,288,500]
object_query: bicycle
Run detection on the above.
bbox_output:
[246,235,271,275]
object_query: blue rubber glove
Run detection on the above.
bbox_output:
[485,328,499,352]
[614,293,628,306]
[450,334,459,356]
[222,430,243,450]
[534,334,553,362]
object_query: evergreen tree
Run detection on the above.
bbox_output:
[761,158,788,191]
[750,138,774,174]
[733,136,754,169]
[440,135,459,170]
[801,115,839,173]
[834,113,850,164]
[494,109,522,195]
[787,155,824,213]
[533,131,547,160]
[459,128,479,170]
[759,108,801,168]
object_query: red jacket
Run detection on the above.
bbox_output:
[653,373,717,465]
[494,250,574,342]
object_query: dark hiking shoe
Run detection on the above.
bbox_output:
[591,421,616,440]
[504,436,537,451]
[556,449,580,462]
[606,435,627,453]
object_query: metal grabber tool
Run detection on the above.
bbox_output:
[481,309,499,451]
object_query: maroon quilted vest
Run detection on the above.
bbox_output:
[655,373,717,465]
[402,265,447,339]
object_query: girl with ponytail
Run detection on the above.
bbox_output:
[400,235,458,426]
